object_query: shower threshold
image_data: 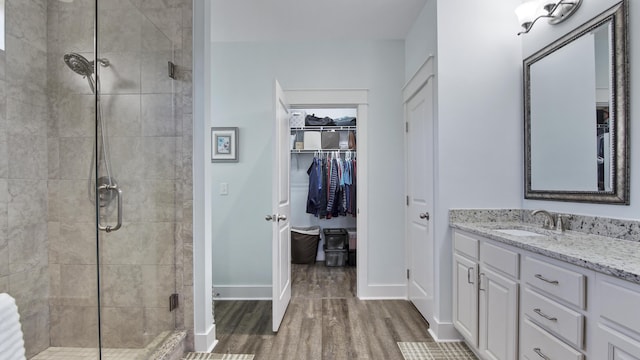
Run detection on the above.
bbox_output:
[30,347,143,360]
[31,330,186,360]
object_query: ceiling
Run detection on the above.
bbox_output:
[211,0,429,42]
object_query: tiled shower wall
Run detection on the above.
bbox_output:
[0,0,194,357]
[0,0,51,358]
[47,0,194,351]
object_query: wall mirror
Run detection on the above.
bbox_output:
[524,1,629,204]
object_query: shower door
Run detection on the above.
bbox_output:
[94,0,178,355]
[36,0,181,358]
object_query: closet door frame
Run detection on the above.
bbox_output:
[284,89,368,298]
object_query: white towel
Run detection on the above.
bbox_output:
[0,293,26,360]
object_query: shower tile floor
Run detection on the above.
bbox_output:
[31,347,144,360]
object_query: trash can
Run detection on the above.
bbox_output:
[291,226,320,264]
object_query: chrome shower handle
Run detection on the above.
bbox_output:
[98,184,122,233]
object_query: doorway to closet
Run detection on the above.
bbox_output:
[284,89,369,305]
[288,105,359,307]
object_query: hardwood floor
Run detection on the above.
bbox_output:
[213,263,435,360]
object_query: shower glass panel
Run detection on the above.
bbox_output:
[47,0,101,358]
[96,0,178,357]
[43,0,178,359]
[0,0,187,358]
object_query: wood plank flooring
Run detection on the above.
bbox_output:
[213,263,436,360]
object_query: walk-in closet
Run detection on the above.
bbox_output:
[290,108,358,272]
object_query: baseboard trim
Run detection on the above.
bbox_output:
[213,285,271,300]
[427,319,463,342]
[194,324,217,352]
[358,283,407,299]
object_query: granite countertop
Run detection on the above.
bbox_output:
[450,221,640,285]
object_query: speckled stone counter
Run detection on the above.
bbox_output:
[449,209,640,285]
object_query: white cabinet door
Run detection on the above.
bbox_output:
[480,267,519,360]
[453,253,479,347]
[595,324,640,360]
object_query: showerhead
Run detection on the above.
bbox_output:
[63,53,110,94]
[64,52,94,77]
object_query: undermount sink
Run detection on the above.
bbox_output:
[495,229,545,237]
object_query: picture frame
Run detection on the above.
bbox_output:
[211,127,239,162]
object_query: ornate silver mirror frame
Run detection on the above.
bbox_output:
[524,1,629,204]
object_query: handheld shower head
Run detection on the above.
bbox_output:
[63,53,110,94]
[64,52,94,77]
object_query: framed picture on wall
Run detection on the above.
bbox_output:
[211,127,239,162]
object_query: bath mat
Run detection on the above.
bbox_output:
[397,342,477,360]
[183,353,254,360]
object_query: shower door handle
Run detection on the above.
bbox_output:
[98,184,123,233]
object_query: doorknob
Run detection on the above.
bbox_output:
[265,215,274,221]
[277,214,287,221]
[419,212,430,220]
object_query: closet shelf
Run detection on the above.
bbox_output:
[291,149,357,154]
[291,126,356,131]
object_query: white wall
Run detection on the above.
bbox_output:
[211,40,406,296]
[405,0,523,339]
[521,0,640,219]
[405,0,437,82]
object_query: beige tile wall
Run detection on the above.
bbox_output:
[0,0,51,357]
[1,0,194,356]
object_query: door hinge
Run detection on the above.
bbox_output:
[405,122,409,133]
[169,293,179,312]
[406,196,409,206]
[407,269,410,279]
[168,61,177,79]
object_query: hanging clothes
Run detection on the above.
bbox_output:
[306,157,321,215]
[306,152,357,219]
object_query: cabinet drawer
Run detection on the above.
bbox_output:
[523,287,584,349]
[481,241,519,278]
[521,318,584,360]
[523,257,586,309]
[598,277,640,334]
[454,231,479,260]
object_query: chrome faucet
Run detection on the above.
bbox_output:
[531,210,555,230]
[555,214,570,233]
[531,210,569,233]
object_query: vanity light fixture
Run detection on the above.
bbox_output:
[515,0,583,35]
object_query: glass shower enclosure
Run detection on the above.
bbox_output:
[0,0,190,359]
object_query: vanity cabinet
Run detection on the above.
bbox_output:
[452,221,640,360]
[453,231,519,360]
[593,274,640,360]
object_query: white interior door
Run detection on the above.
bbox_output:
[406,78,435,320]
[271,79,292,332]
